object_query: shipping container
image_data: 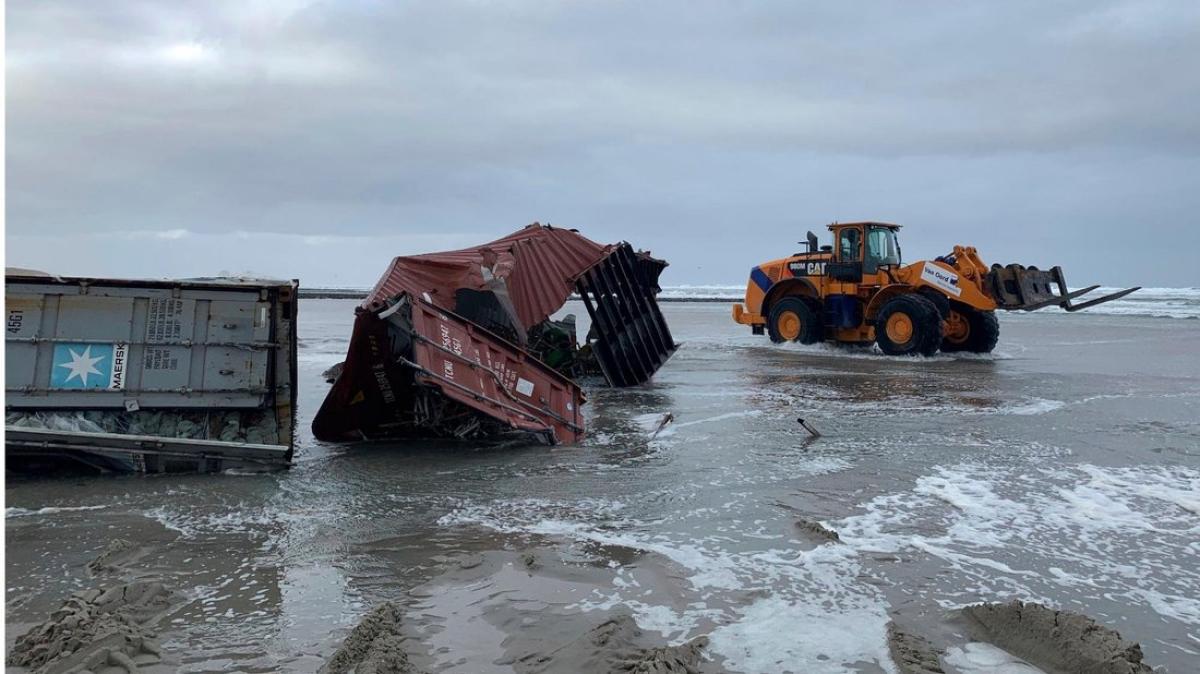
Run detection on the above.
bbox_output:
[313,295,585,443]
[5,273,298,473]
[313,224,675,445]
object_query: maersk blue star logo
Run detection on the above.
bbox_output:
[51,343,117,389]
[59,346,104,384]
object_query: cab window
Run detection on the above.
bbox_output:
[839,228,860,262]
[865,226,901,272]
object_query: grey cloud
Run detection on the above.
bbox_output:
[6,0,1199,286]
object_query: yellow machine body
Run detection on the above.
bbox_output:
[733,221,1137,355]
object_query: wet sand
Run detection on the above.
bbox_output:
[7,301,1199,672]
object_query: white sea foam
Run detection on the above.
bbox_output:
[943,642,1047,673]
[143,505,320,539]
[6,504,109,518]
[707,595,896,674]
[657,285,745,300]
[432,426,1195,671]
[1000,398,1066,415]
[438,482,895,673]
[836,462,1200,626]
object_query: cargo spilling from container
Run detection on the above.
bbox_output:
[5,273,298,473]
[313,223,676,444]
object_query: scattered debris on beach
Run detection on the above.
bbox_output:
[795,417,821,438]
[313,224,676,445]
[795,518,841,543]
[960,600,1154,674]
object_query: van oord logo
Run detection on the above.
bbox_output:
[921,262,962,297]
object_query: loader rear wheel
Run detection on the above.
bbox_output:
[767,297,822,344]
[942,309,972,348]
[941,305,1000,353]
[874,294,943,356]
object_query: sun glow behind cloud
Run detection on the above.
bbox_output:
[160,41,214,65]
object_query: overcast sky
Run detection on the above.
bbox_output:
[7,1,1199,288]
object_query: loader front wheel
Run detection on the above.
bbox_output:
[767,297,822,344]
[917,288,951,319]
[875,294,943,356]
[942,306,1000,354]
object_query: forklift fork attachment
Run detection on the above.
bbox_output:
[986,264,1139,312]
[1061,286,1140,312]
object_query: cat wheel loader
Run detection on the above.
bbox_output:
[731,221,1138,356]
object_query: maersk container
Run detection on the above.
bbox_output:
[5,272,298,473]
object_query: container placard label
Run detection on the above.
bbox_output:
[515,378,535,397]
[144,347,180,371]
[146,298,186,342]
[921,262,962,297]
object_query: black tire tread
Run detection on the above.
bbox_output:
[970,310,1000,353]
[767,297,823,344]
[917,288,951,319]
[874,294,943,356]
[941,303,1000,353]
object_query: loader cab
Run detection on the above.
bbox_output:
[864,224,902,272]
[828,221,902,278]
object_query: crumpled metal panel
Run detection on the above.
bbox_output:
[408,301,584,443]
[576,244,677,387]
[311,296,584,444]
[364,223,610,329]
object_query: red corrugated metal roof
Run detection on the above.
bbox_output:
[364,224,611,329]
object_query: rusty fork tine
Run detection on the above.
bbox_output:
[1063,286,1141,312]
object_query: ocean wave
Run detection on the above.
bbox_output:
[6,504,109,518]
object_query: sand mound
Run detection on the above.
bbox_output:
[961,600,1154,674]
[7,580,174,673]
[85,539,145,577]
[886,623,944,674]
[517,612,708,674]
[320,603,425,674]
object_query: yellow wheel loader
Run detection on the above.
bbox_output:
[732,221,1138,356]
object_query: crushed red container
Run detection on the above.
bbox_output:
[313,223,674,445]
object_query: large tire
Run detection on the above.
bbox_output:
[767,297,822,344]
[941,303,1000,353]
[917,288,951,319]
[874,294,943,356]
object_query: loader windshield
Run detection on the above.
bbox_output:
[865,226,901,272]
